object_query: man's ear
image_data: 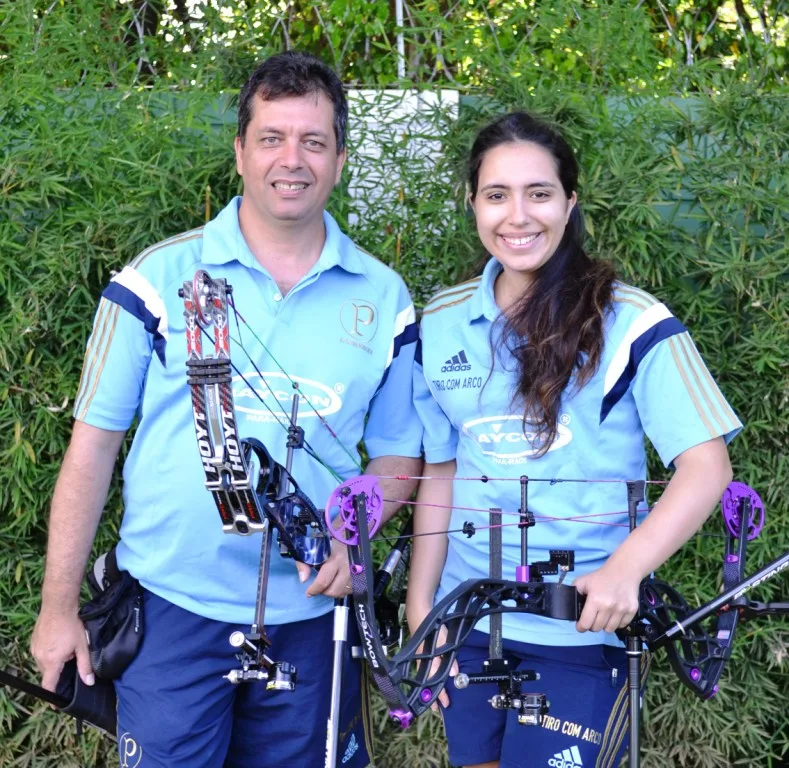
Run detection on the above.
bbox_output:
[234,135,244,177]
[334,147,347,185]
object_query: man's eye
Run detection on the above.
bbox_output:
[305,139,325,149]
[261,136,279,144]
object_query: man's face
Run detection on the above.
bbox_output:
[234,91,345,228]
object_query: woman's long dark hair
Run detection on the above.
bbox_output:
[469,112,616,456]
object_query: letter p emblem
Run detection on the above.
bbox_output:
[340,300,379,342]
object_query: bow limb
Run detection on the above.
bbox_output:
[635,484,765,698]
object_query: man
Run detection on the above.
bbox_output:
[31,51,422,767]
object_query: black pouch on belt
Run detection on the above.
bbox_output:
[78,547,144,680]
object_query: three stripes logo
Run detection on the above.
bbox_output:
[441,349,471,372]
[341,733,359,764]
[547,745,583,768]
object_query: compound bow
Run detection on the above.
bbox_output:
[324,472,789,765]
[179,269,335,688]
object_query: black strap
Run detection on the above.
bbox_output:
[1,659,117,736]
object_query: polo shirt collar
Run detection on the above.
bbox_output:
[201,196,366,276]
[467,256,503,323]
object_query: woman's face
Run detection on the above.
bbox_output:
[471,141,577,293]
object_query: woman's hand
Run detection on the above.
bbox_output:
[406,601,458,711]
[573,563,642,634]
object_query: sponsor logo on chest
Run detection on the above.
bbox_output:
[462,414,572,463]
[233,372,343,422]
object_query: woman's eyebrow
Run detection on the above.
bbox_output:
[479,181,557,192]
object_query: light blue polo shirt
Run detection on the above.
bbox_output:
[414,257,742,646]
[74,197,422,625]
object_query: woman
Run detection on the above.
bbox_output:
[407,112,741,768]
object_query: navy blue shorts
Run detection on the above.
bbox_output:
[114,589,371,768]
[441,630,649,768]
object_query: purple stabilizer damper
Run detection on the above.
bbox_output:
[389,709,414,729]
[725,554,739,563]
[350,564,364,575]
[420,688,433,703]
[516,565,529,582]
[707,685,719,699]
[690,668,701,682]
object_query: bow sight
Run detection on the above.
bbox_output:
[325,476,583,730]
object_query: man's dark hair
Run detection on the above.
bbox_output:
[237,51,348,153]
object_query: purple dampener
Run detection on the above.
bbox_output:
[324,475,385,545]
[389,709,414,729]
[720,481,764,542]
[516,565,530,583]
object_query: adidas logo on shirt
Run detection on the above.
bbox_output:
[548,745,583,768]
[342,733,359,764]
[441,349,471,372]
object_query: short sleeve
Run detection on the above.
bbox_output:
[632,330,742,468]
[72,266,165,429]
[363,296,423,459]
[413,330,459,463]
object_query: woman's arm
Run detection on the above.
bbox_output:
[405,459,457,709]
[405,460,456,633]
[574,436,733,633]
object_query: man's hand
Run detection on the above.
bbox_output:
[573,564,641,634]
[297,540,353,599]
[31,422,124,693]
[31,609,94,692]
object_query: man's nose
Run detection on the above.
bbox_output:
[279,138,303,170]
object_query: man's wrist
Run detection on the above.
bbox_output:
[40,587,81,616]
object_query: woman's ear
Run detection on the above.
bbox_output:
[565,191,578,223]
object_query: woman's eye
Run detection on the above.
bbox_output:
[487,192,505,201]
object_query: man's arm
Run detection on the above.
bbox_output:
[31,421,126,691]
[304,454,422,598]
[366,454,421,524]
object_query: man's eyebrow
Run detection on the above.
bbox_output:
[255,125,329,139]
[479,181,558,192]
